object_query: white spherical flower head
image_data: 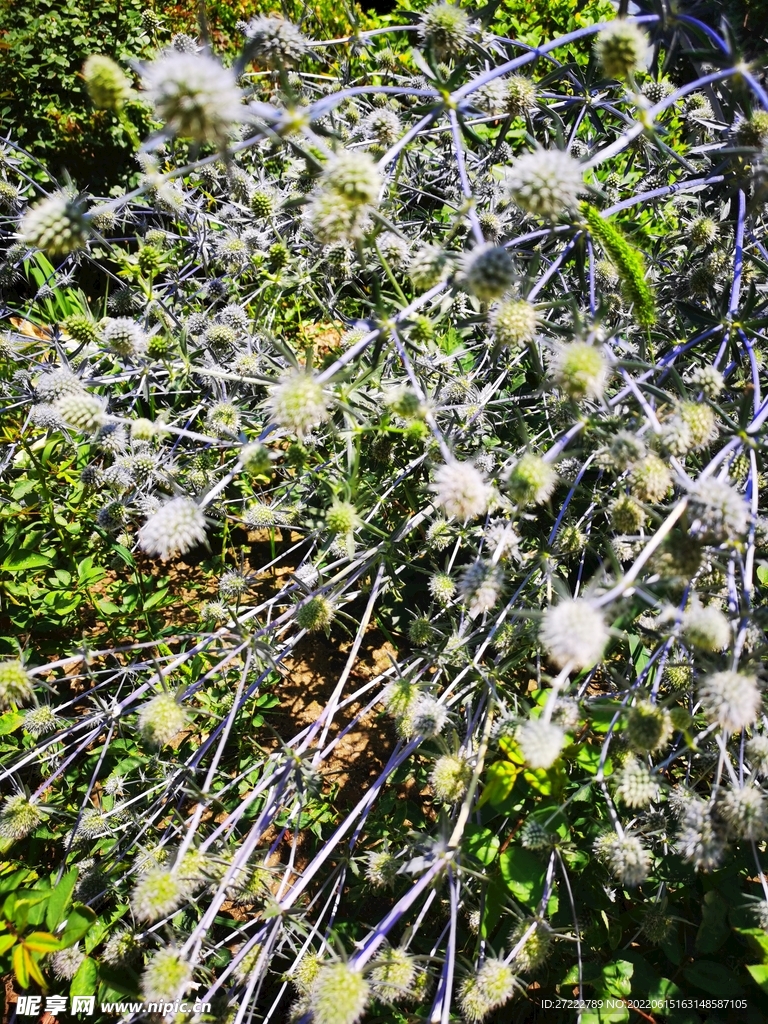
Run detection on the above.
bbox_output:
[266,370,330,436]
[601,834,651,887]
[21,192,91,258]
[517,719,565,769]
[539,599,609,670]
[138,496,207,561]
[309,962,370,1024]
[141,51,244,147]
[321,151,382,208]
[462,244,515,302]
[131,865,189,922]
[505,148,584,220]
[553,341,609,402]
[698,670,761,733]
[56,393,108,433]
[595,20,650,80]
[681,601,731,652]
[243,15,308,68]
[432,460,490,522]
[137,692,189,747]
[141,948,193,1003]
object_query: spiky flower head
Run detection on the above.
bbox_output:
[63,313,99,345]
[320,152,382,208]
[23,705,58,737]
[141,948,193,1003]
[506,453,557,505]
[365,849,399,888]
[266,370,330,436]
[610,494,646,533]
[398,694,448,739]
[598,833,651,887]
[519,818,552,850]
[21,192,90,258]
[431,753,472,802]
[137,692,188,748]
[141,51,244,146]
[243,15,308,68]
[675,798,727,871]
[736,110,768,148]
[627,700,672,752]
[595,20,650,79]
[83,54,133,110]
[101,316,147,359]
[462,244,515,302]
[698,670,761,733]
[432,460,490,522]
[510,919,551,972]
[0,661,34,710]
[307,191,371,243]
[0,794,43,840]
[677,401,717,448]
[52,945,86,981]
[553,341,608,401]
[309,962,370,1024]
[131,865,189,922]
[689,364,724,399]
[517,719,565,769]
[614,757,661,808]
[504,74,538,117]
[409,244,451,290]
[505,149,584,220]
[138,497,207,560]
[326,501,358,535]
[409,616,437,646]
[539,598,608,670]
[459,958,517,1023]
[641,904,674,943]
[747,735,768,775]
[681,600,730,651]
[686,478,750,544]
[218,570,249,600]
[428,572,456,606]
[56,392,108,433]
[102,928,142,966]
[718,786,768,840]
[369,947,417,1005]
[491,299,538,350]
[296,596,335,633]
[419,2,473,58]
[690,216,718,248]
[630,454,672,503]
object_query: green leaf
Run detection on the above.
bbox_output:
[1,551,52,571]
[478,761,519,807]
[46,868,78,930]
[757,564,768,586]
[695,889,730,954]
[0,712,24,736]
[682,960,744,996]
[70,956,98,998]
[23,931,61,953]
[60,905,96,945]
[463,826,500,866]
[499,847,545,910]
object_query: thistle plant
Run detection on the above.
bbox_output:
[3,3,768,1019]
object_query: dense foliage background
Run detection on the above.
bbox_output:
[3,1,768,1023]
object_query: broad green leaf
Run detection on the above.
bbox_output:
[695,889,729,954]
[61,905,96,945]
[23,931,61,953]
[747,964,768,993]
[499,847,545,910]
[0,933,16,955]
[12,943,30,989]
[478,761,519,807]
[46,867,78,930]
[1,551,52,571]
[70,956,98,998]
[682,960,744,996]
[463,825,500,866]
[0,712,24,736]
